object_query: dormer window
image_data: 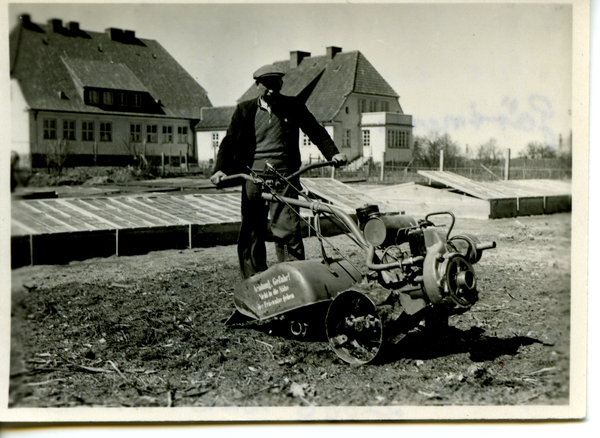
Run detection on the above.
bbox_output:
[132,93,142,107]
[103,91,114,105]
[117,92,127,106]
[88,89,99,104]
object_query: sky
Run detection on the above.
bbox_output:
[5,1,577,156]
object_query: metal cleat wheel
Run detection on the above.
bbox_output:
[325,290,384,365]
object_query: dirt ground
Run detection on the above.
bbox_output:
[9,210,571,408]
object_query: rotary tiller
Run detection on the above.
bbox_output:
[220,161,496,365]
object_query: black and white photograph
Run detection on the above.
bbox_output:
[2,0,589,424]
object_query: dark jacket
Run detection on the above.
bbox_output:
[213,95,339,176]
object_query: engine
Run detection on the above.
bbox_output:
[356,204,495,311]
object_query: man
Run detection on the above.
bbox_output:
[210,63,347,278]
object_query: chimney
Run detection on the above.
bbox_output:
[48,18,63,33]
[106,27,123,41]
[123,30,136,41]
[290,51,311,68]
[326,46,342,60]
[68,21,80,33]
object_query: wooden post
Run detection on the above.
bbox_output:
[93,141,97,166]
[185,153,189,171]
[504,148,511,180]
[439,149,444,171]
[380,151,385,181]
[29,234,34,266]
[161,152,165,176]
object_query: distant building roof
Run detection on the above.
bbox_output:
[196,106,236,130]
[10,15,212,118]
[237,48,399,122]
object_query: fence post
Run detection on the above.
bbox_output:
[380,151,385,182]
[504,148,511,180]
[161,152,165,176]
[439,149,444,171]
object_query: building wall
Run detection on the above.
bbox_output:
[299,126,335,163]
[331,93,403,162]
[11,79,31,168]
[196,130,223,164]
[361,112,413,164]
[29,110,196,167]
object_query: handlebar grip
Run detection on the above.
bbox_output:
[476,241,497,251]
[289,160,344,179]
[215,173,255,189]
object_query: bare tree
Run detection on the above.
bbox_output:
[44,138,71,174]
[121,138,149,170]
[413,132,463,167]
[518,141,557,159]
[476,138,504,166]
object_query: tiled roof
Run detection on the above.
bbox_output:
[10,17,212,119]
[61,57,148,92]
[196,106,236,129]
[236,50,399,122]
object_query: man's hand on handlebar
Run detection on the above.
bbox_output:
[332,153,348,167]
[210,170,227,186]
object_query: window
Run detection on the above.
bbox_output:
[362,130,370,148]
[43,119,57,140]
[387,130,409,149]
[82,121,94,141]
[358,99,367,114]
[342,129,352,148]
[100,122,112,142]
[103,91,114,106]
[369,100,378,112]
[178,126,188,143]
[118,92,128,107]
[162,126,173,143]
[88,90,99,105]
[382,101,389,112]
[132,93,142,108]
[130,124,141,142]
[146,124,158,143]
[63,120,76,141]
[212,133,220,148]
[302,133,312,147]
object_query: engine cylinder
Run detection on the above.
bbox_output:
[363,214,418,247]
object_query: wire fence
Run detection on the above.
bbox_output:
[303,161,572,183]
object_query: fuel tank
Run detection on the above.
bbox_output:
[233,259,362,320]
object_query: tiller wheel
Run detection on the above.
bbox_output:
[325,290,384,365]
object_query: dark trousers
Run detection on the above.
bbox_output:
[237,177,305,278]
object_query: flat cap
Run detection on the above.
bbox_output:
[253,64,285,80]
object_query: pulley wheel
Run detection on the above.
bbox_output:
[325,290,384,365]
[443,254,478,307]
